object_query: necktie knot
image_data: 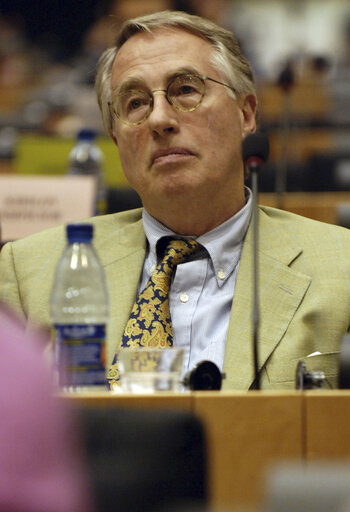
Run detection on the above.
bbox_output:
[162,238,200,269]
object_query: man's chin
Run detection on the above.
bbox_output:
[158,178,198,199]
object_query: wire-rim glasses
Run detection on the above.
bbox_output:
[108,73,237,126]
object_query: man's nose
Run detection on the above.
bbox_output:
[148,90,179,136]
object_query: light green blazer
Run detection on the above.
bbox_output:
[1,206,350,389]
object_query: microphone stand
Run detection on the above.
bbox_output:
[242,132,270,391]
[251,165,260,389]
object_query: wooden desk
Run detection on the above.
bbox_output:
[64,391,350,510]
[305,391,350,460]
[65,391,303,510]
[193,392,303,510]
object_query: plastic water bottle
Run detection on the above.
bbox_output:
[68,129,106,215]
[50,223,109,392]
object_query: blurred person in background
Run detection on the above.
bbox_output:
[0,304,94,512]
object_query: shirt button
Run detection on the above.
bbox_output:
[180,293,189,303]
[217,269,226,280]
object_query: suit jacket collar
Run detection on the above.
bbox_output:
[223,206,311,389]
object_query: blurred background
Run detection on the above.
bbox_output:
[2,5,350,511]
[1,0,350,228]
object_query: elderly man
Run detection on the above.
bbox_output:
[1,11,350,389]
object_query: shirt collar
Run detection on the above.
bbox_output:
[142,187,252,287]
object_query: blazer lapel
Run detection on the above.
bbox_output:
[94,213,147,365]
[223,207,311,389]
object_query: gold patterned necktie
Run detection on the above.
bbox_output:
[107,238,200,386]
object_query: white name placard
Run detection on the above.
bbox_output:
[0,174,97,242]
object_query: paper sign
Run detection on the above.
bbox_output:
[0,174,97,242]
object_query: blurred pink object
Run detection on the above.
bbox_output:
[0,305,94,512]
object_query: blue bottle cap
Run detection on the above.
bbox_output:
[66,223,93,243]
[77,128,96,142]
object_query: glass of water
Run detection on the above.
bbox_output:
[116,347,184,393]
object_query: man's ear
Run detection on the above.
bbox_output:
[239,93,257,138]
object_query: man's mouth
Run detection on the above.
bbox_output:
[151,147,194,166]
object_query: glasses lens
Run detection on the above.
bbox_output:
[115,90,151,124]
[168,74,205,111]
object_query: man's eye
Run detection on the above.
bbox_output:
[129,98,142,110]
[177,84,197,95]
[125,95,148,111]
[170,76,202,97]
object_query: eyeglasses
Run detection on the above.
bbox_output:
[108,73,237,126]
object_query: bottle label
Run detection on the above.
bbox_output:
[54,324,106,387]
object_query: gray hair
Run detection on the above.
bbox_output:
[95,10,256,135]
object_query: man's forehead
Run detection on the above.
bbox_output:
[111,27,213,85]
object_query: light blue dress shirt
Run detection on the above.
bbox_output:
[140,189,252,375]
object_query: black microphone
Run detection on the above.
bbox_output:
[242,132,270,173]
[183,361,225,390]
[242,132,269,390]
